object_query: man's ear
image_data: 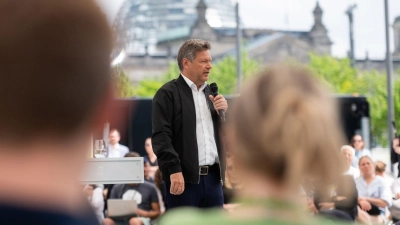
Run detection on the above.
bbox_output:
[182,58,190,69]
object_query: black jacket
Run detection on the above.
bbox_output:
[152,75,226,184]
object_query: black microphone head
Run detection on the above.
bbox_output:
[210,82,218,96]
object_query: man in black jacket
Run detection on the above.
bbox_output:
[152,39,228,209]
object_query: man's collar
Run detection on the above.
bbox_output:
[109,143,119,149]
[180,73,207,91]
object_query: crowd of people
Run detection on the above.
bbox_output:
[87,134,400,225]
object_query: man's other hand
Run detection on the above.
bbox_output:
[170,172,185,195]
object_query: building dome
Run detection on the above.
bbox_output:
[113,0,236,55]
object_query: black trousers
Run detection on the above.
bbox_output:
[164,164,224,209]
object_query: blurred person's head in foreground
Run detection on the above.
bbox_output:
[226,64,344,208]
[0,0,112,221]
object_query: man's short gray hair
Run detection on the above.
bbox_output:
[340,145,355,156]
[177,39,211,71]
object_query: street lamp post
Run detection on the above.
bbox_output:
[346,4,356,67]
[384,0,395,148]
[236,2,242,94]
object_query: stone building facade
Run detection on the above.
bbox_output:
[117,0,332,82]
[116,0,400,82]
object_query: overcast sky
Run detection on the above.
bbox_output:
[95,0,400,60]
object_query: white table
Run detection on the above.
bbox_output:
[81,157,144,184]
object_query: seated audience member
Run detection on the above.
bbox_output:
[390,175,400,223]
[356,156,392,224]
[375,160,394,188]
[103,152,160,225]
[144,138,158,180]
[393,138,400,155]
[85,185,105,224]
[144,157,153,183]
[0,0,113,224]
[154,169,166,214]
[107,129,129,158]
[158,65,348,225]
[351,134,372,168]
[144,138,158,166]
[341,145,360,179]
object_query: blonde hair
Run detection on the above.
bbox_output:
[228,64,344,189]
[374,160,386,173]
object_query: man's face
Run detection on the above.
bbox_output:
[184,50,212,87]
[109,131,120,145]
[352,135,364,150]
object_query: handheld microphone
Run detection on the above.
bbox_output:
[209,83,226,122]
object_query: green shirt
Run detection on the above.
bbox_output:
[158,199,351,225]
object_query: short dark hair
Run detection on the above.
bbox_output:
[0,0,112,142]
[177,39,211,71]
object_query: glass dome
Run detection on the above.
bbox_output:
[113,0,236,55]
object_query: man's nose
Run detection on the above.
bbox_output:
[207,62,212,69]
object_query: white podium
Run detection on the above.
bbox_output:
[81,158,144,184]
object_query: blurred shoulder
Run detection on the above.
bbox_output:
[374,175,386,184]
[112,184,127,191]
[158,208,350,225]
[158,208,229,225]
[142,181,157,189]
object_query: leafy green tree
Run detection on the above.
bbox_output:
[307,53,400,146]
[112,66,136,98]
[307,54,359,93]
[207,52,260,94]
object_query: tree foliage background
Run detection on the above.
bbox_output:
[307,53,400,146]
[129,52,260,97]
[113,53,400,146]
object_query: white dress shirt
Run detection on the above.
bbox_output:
[107,143,129,158]
[181,74,219,166]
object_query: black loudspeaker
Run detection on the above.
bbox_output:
[336,95,370,144]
